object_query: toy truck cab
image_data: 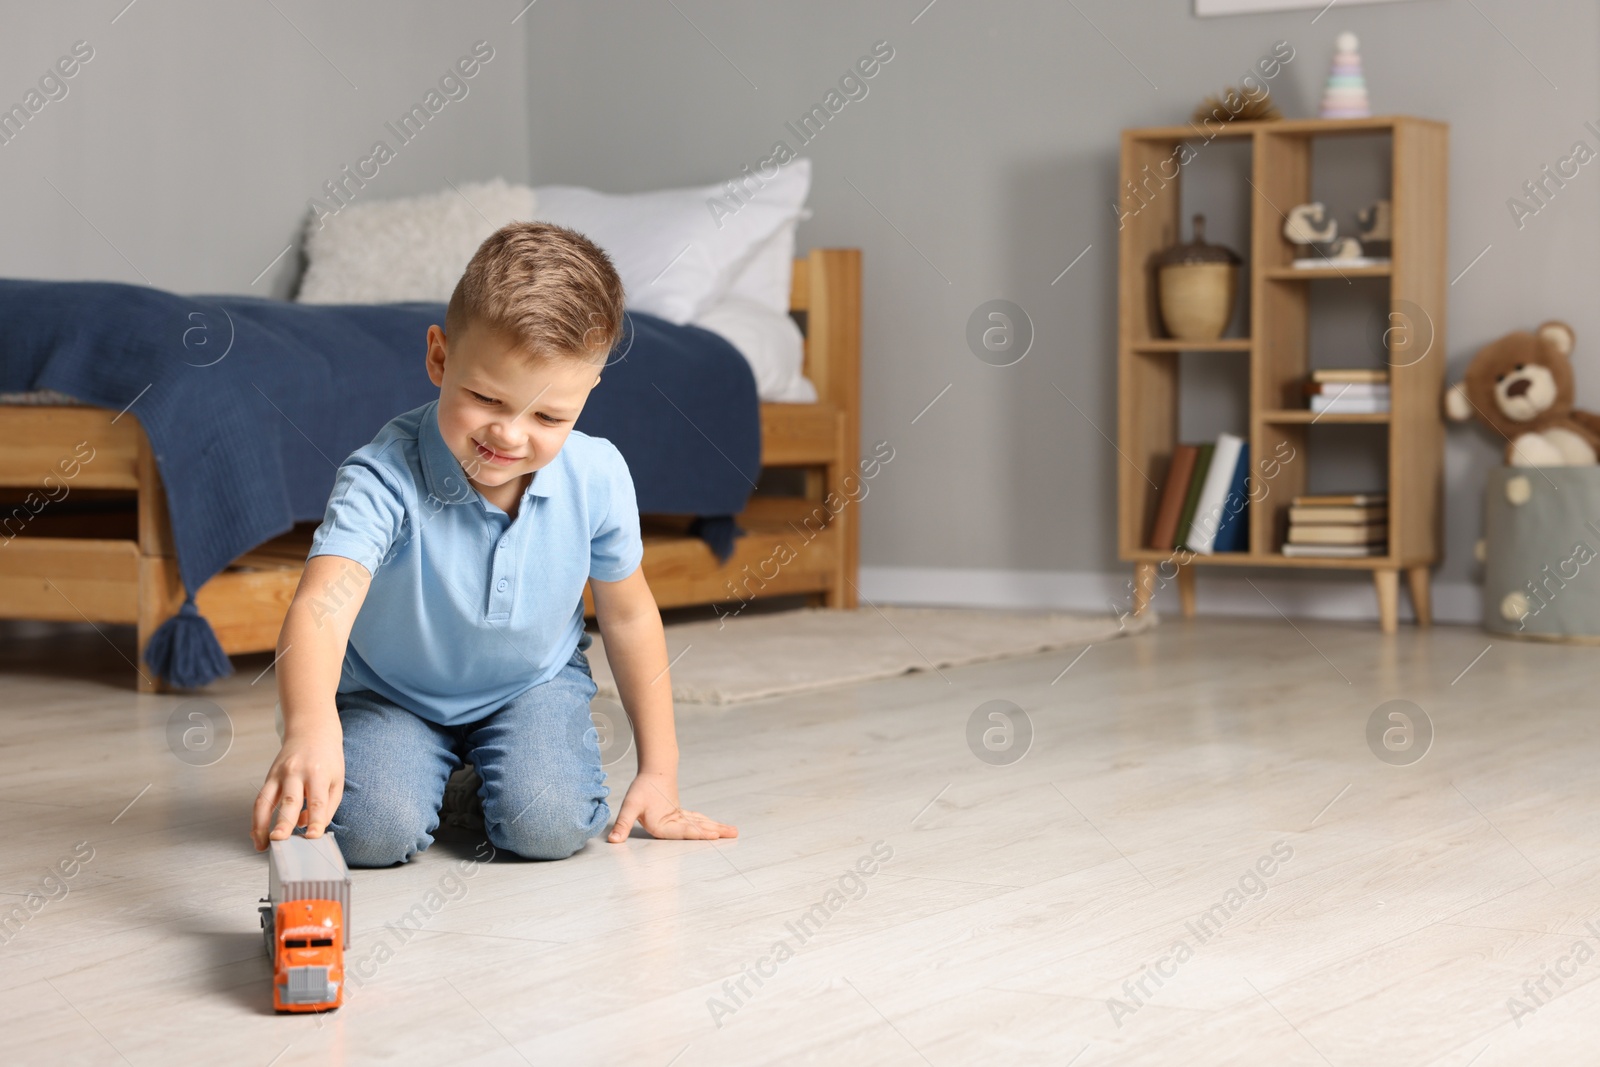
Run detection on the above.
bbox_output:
[258,834,351,1014]
[271,898,344,1012]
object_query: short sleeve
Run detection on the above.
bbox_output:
[589,441,644,582]
[308,459,408,575]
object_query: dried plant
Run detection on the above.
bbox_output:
[1191,87,1282,125]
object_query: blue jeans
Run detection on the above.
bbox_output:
[327,634,610,868]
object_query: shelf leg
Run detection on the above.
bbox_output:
[1406,566,1433,627]
[1132,562,1158,617]
[1373,568,1399,634]
[1177,564,1196,619]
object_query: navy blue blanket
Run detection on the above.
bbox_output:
[0,279,760,685]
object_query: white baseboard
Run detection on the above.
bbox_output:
[859,565,1481,625]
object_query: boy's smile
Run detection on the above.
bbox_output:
[471,438,524,467]
[424,321,603,516]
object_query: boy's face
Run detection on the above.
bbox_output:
[425,321,602,505]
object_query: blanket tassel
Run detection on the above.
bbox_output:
[688,515,742,563]
[142,596,234,689]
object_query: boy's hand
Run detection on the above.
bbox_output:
[251,724,345,851]
[607,770,737,843]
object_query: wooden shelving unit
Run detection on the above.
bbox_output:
[1116,116,1448,633]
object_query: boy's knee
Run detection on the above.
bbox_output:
[491,824,589,861]
[330,788,434,868]
[336,822,430,868]
[489,797,607,860]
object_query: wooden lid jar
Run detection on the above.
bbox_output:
[1156,214,1241,341]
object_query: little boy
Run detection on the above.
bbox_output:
[249,222,735,866]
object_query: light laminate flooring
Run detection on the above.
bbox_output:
[1,616,1597,1066]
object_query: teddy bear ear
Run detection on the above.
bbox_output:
[1537,320,1575,357]
[1444,382,1473,422]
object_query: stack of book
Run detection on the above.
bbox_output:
[1147,432,1251,555]
[1282,492,1388,557]
[1306,369,1389,415]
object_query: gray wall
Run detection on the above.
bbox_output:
[525,0,1600,616]
[1,1,530,297]
[7,1,1596,616]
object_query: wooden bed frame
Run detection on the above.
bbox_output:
[0,248,861,691]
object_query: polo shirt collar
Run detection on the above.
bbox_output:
[418,400,566,509]
[526,456,565,499]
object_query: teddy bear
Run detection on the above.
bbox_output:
[1444,320,1600,467]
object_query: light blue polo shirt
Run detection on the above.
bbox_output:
[307,399,643,726]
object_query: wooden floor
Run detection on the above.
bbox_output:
[1,615,1597,1065]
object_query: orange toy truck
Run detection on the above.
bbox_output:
[258,834,351,1013]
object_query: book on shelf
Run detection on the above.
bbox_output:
[1147,445,1199,551]
[1211,441,1251,553]
[1304,381,1390,397]
[1310,394,1390,415]
[1290,257,1390,270]
[1280,543,1388,558]
[1287,504,1387,525]
[1186,433,1247,555]
[1292,492,1387,507]
[1288,523,1387,545]
[1174,444,1214,551]
[1310,368,1389,384]
[1285,488,1388,555]
[1147,436,1251,554]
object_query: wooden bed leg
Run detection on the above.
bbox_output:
[821,450,857,610]
[1132,562,1158,617]
[1176,563,1196,619]
[806,250,860,611]
[136,434,180,692]
[1406,566,1432,628]
[1374,568,1400,634]
[136,556,183,693]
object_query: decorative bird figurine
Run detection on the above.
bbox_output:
[1283,202,1337,246]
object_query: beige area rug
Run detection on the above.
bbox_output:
[586,606,1156,705]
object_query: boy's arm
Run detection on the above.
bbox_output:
[590,565,737,842]
[250,554,372,850]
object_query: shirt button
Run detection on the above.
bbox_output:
[499,536,508,548]
[496,578,509,593]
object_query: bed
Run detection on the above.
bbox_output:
[0,248,860,691]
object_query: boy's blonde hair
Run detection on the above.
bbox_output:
[445,221,625,363]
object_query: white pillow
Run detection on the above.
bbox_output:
[296,179,537,304]
[693,296,817,404]
[534,159,810,325]
[724,214,800,315]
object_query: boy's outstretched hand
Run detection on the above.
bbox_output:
[251,725,345,851]
[607,769,736,843]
